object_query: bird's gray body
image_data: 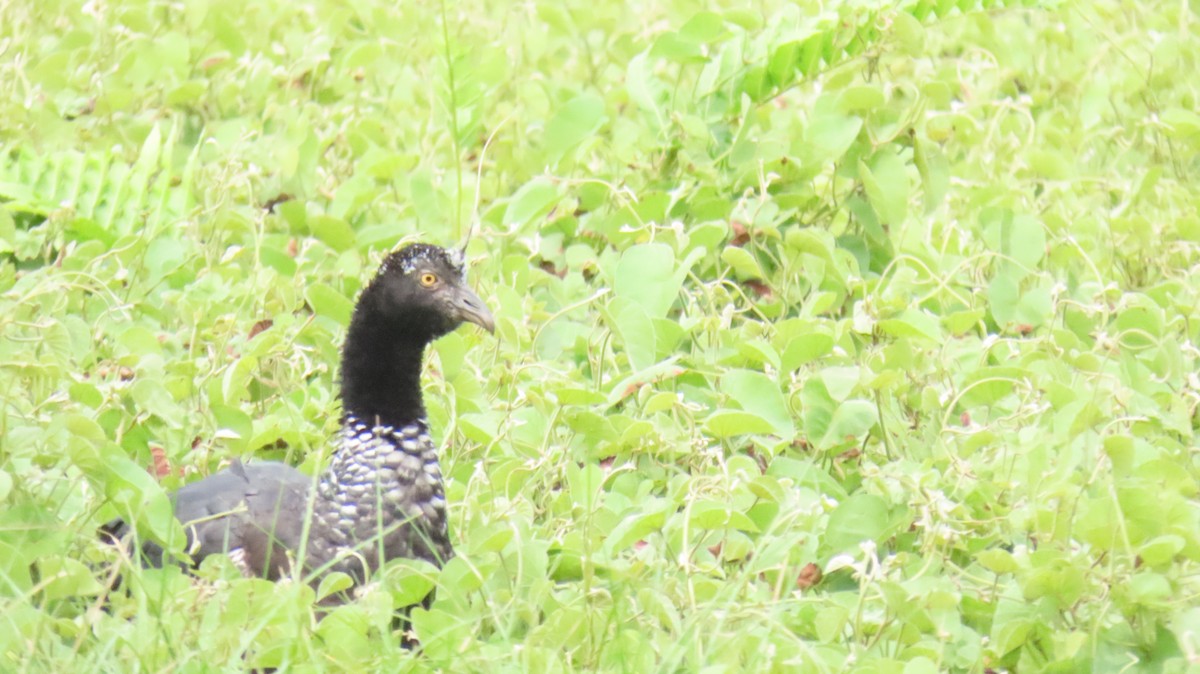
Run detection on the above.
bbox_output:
[122,417,451,584]
[169,461,312,579]
[104,243,491,597]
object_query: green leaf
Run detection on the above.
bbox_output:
[605,500,669,554]
[503,179,559,229]
[469,521,514,554]
[315,604,371,663]
[983,211,1045,269]
[650,32,703,63]
[720,246,763,280]
[992,618,1033,658]
[858,150,909,226]
[837,85,885,113]
[219,356,259,407]
[1138,535,1185,567]
[738,339,781,370]
[766,457,847,499]
[820,399,877,448]
[891,11,926,55]
[316,572,354,602]
[988,270,1021,327]
[822,493,890,555]
[688,501,759,532]
[606,358,684,406]
[704,411,776,438]
[0,208,14,253]
[803,99,862,165]
[626,53,662,124]
[1161,107,1200,139]
[958,367,1026,407]
[747,476,786,503]
[801,377,835,444]
[409,170,443,225]
[944,309,985,335]
[721,370,794,438]
[611,243,700,319]
[1114,302,1164,349]
[166,80,205,107]
[815,605,849,643]
[309,214,356,252]
[1015,283,1053,327]
[306,283,354,325]
[544,93,605,163]
[383,559,439,607]
[781,332,834,371]
[130,379,183,427]
[1129,572,1171,605]
[976,549,1019,575]
[878,308,945,343]
[36,556,104,600]
[818,366,860,402]
[679,11,724,43]
[606,297,657,371]
[105,455,183,552]
[914,135,949,213]
[1027,149,1072,180]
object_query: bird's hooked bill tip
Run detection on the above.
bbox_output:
[469,309,496,334]
[456,288,496,334]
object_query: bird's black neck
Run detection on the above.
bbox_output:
[338,286,435,429]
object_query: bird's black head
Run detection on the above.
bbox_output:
[359,243,495,340]
[340,243,493,426]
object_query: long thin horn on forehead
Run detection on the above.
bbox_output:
[458,217,476,254]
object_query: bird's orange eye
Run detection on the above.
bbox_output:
[419,273,438,287]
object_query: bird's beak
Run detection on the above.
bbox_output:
[452,285,496,334]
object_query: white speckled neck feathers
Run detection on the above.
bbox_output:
[305,416,452,580]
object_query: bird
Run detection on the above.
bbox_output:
[102,242,494,598]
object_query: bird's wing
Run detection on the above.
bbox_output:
[166,462,312,578]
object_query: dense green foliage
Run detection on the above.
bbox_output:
[2,0,1199,671]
